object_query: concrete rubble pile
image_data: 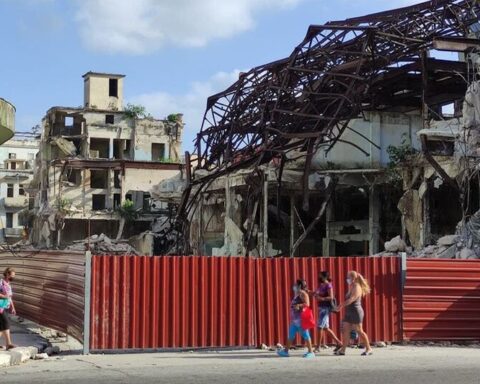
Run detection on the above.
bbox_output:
[377,229,479,260]
[66,233,138,255]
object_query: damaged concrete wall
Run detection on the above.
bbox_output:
[313,111,422,169]
[134,119,182,162]
[30,72,184,250]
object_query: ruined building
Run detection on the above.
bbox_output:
[31,72,183,248]
[0,133,39,243]
[159,0,480,258]
[0,98,15,145]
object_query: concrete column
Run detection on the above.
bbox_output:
[323,199,335,256]
[107,169,114,209]
[108,139,114,159]
[369,186,380,255]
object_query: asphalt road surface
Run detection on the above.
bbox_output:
[3,346,480,384]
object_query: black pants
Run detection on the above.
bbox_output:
[0,311,10,332]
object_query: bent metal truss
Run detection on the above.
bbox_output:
[176,0,480,249]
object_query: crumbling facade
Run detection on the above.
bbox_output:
[31,72,184,249]
[0,98,15,145]
[0,133,39,243]
[160,0,480,258]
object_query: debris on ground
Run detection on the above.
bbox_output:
[65,233,138,255]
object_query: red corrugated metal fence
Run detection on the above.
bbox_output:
[90,256,401,351]
[255,257,401,346]
[0,250,85,341]
[90,256,255,350]
[403,259,480,340]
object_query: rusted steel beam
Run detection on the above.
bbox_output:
[433,36,480,52]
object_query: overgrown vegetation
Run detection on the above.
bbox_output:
[116,199,141,240]
[124,103,151,119]
[386,133,417,182]
[55,197,73,215]
[116,199,140,221]
[167,113,182,123]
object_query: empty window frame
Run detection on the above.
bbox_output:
[90,138,110,159]
[105,114,115,124]
[113,193,121,209]
[143,193,151,211]
[5,212,13,228]
[90,170,108,189]
[65,116,74,127]
[67,169,82,186]
[114,170,121,189]
[7,184,14,198]
[92,194,106,210]
[113,139,131,160]
[151,143,166,161]
[109,78,118,97]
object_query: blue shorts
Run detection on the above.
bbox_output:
[317,307,331,329]
[288,323,311,341]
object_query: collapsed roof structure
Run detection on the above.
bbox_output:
[168,0,480,256]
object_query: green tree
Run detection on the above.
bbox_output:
[116,199,140,240]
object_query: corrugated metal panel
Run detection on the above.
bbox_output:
[0,250,85,341]
[254,257,401,346]
[403,258,480,340]
[91,255,400,351]
[90,255,255,350]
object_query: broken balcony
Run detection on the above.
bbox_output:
[51,112,84,136]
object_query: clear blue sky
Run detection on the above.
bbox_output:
[0,0,418,151]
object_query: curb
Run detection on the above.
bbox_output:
[0,346,41,368]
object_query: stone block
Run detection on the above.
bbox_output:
[437,235,458,246]
[0,352,12,368]
[9,347,32,363]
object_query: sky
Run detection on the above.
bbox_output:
[0,0,420,151]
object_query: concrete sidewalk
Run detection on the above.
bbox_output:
[0,317,49,368]
[8,318,49,351]
[3,346,480,384]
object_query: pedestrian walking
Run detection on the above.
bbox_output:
[313,271,342,352]
[277,279,315,358]
[336,271,372,356]
[0,267,17,350]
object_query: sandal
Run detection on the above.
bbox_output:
[6,344,17,350]
[361,350,373,356]
[333,344,343,353]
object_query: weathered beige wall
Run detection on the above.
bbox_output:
[84,76,124,111]
[134,119,181,161]
[123,168,180,193]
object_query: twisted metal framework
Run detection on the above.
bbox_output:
[194,0,479,177]
[171,0,480,254]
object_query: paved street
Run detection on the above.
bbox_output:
[2,346,480,384]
